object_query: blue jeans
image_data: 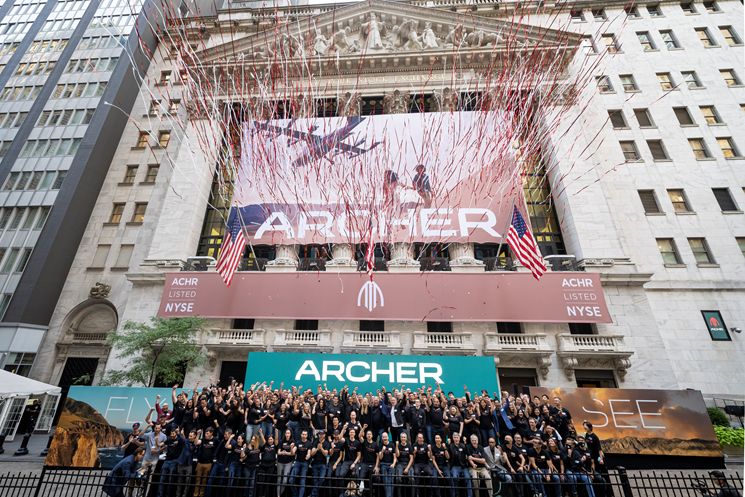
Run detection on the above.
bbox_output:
[479,428,496,446]
[290,461,309,497]
[228,462,242,487]
[567,470,596,497]
[261,421,274,440]
[447,466,473,497]
[310,463,327,497]
[287,421,300,442]
[243,466,257,497]
[380,464,395,497]
[205,463,226,497]
[246,424,260,443]
[160,460,179,497]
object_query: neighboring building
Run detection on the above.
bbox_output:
[0,0,209,382]
[27,0,745,402]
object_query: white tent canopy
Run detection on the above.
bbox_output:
[0,369,61,399]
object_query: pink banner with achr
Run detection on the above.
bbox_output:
[158,271,612,323]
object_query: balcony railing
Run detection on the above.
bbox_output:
[556,334,630,353]
[274,329,333,351]
[297,258,327,271]
[544,255,584,272]
[356,258,390,272]
[483,333,552,352]
[341,331,403,352]
[71,332,108,342]
[480,257,517,272]
[411,332,477,354]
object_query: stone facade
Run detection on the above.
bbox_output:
[30,0,745,401]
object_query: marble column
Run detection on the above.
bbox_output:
[266,245,298,272]
[387,242,419,272]
[326,243,357,272]
[449,242,485,272]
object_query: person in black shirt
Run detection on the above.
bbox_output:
[501,435,526,497]
[159,428,184,497]
[395,432,413,497]
[528,437,559,497]
[707,470,743,497]
[477,400,496,448]
[375,432,396,497]
[583,421,612,497]
[274,404,289,441]
[462,405,480,443]
[289,429,313,497]
[407,399,427,440]
[466,434,491,497]
[430,434,449,497]
[310,431,330,497]
[358,430,378,485]
[447,432,472,497]
[444,406,463,441]
[194,428,216,497]
[312,399,327,437]
[329,430,345,494]
[241,431,263,497]
[121,423,144,458]
[205,428,235,497]
[427,397,446,446]
[258,434,277,497]
[565,437,596,497]
[338,428,361,482]
[411,433,433,496]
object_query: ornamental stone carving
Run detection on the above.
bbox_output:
[89,282,111,299]
[337,91,361,116]
[383,89,410,114]
[432,87,459,112]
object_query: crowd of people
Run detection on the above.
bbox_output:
[104,380,616,497]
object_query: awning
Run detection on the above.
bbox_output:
[0,369,62,399]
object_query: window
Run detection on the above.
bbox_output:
[168,99,180,114]
[114,244,134,268]
[427,322,453,333]
[15,248,31,272]
[702,1,720,11]
[682,71,703,89]
[131,202,147,223]
[647,4,663,16]
[608,109,627,128]
[680,2,697,13]
[620,74,638,92]
[699,105,722,125]
[674,107,695,125]
[634,108,655,127]
[91,244,110,268]
[497,322,522,334]
[144,165,159,183]
[570,9,584,20]
[109,203,125,223]
[52,171,67,189]
[592,8,606,20]
[657,72,675,90]
[695,27,717,47]
[1,248,20,273]
[159,70,171,85]
[647,140,669,160]
[717,137,740,158]
[668,189,692,213]
[295,320,318,330]
[3,352,35,377]
[148,100,159,117]
[689,238,715,264]
[720,69,741,86]
[637,31,657,51]
[360,320,385,331]
[135,131,149,148]
[596,76,613,93]
[158,131,171,148]
[21,208,37,229]
[620,141,641,161]
[35,207,50,229]
[233,319,256,330]
[639,190,662,214]
[581,35,597,54]
[689,138,712,159]
[737,238,745,258]
[122,165,137,184]
[657,238,682,264]
[625,5,641,17]
[660,30,681,49]
[712,188,739,211]
[719,26,742,46]
[601,34,620,53]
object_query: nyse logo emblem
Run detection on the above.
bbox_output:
[357,280,384,312]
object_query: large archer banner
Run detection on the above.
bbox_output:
[235,111,521,245]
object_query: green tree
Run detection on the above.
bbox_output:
[103,317,205,387]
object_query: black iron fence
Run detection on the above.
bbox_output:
[0,466,741,497]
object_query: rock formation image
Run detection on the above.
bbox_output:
[45,397,124,467]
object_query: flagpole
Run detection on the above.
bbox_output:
[494,194,516,270]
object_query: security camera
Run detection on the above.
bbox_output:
[731,327,742,334]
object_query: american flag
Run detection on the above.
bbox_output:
[506,206,546,280]
[215,212,247,287]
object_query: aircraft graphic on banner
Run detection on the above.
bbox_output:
[252,116,382,167]
[357,280,384,312]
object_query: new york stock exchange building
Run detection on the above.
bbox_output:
[16,0,744,423]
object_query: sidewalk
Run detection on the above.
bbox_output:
[0,434,50,474]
